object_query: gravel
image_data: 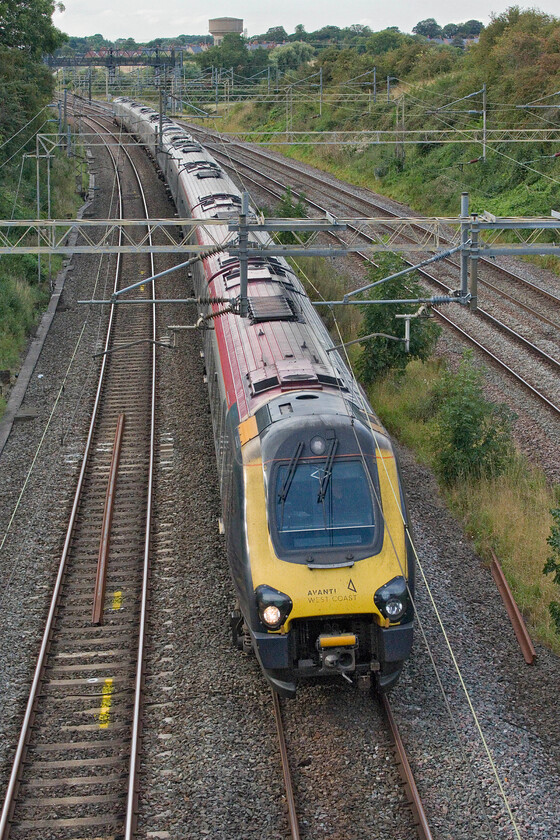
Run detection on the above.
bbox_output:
[0,113,558,839]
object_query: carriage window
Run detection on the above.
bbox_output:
[273,459,375,550]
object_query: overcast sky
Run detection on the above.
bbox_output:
[53,1,559,42]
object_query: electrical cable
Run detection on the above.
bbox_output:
[0,120,50,169]
[0,104,124,606]
[0,106,49,149]
[291,249,521,839]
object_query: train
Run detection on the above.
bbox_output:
[113,97,415,697]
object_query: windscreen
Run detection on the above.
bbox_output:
[274,459,375,551]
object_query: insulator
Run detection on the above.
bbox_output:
[198,296,229,305]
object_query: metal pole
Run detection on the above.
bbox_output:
[482,83,487,161]
[239,192,249,318]
[460,192,469,299]
[47,154,52,288]
[470,214,479,311]
[36,137,41,284]
[387,75,390,103]
[63,88,67,133]
[88,67,92,102]
[319,66,323,117]
[159,88,163,153]
[373,66,376,104]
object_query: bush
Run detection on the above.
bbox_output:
[433,351,515,482]
[356,253,441,383]
[274,187,308,244]
[543,507,560,633]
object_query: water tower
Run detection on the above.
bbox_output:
[208,17,244,45]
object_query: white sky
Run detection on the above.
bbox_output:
[53,1,559,42]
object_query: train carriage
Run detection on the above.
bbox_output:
[114,98,414,696]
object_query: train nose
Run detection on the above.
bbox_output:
[318,634,357,673]
[323,648,356,671]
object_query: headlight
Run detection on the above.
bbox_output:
[255,585,293,630]
[374,576,408,622]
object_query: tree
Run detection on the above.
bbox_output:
[0,0,66,55]
[195,33,265,76]
[462,19,484,36]
[367,28,406,55]
[269,41,314,71]
[265,26,288,43]
[356,254,441,384]
[442,23,459,38]
[314,25,341,42]
[293,24,307,41]
[412,19,443,39]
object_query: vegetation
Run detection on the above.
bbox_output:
[356,254,441,384]
[368,359,560,653]
[432,352,515,482]
[544,509,560,633]
[0,0,83,414]
[206,8,560,242]
[194,34,268,77]
[273,187,308,243]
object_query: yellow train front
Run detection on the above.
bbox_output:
[229,390,414,698]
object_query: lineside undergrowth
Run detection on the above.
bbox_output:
[369,358,560,654]
[0,149,83,418]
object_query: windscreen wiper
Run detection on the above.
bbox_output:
[278,441,304,530]
[317,438,338,503]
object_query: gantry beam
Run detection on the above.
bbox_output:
[188,128,560,145]
[0,214,559,256]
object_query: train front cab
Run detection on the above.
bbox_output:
[235,393,414,698]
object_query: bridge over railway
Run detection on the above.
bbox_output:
[45,48,189,69]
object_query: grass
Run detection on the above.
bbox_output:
[0,150,83,419]
[368,358,443,463]
[0,275,49,370]
[367,359,560,655]
[447,467,559,652]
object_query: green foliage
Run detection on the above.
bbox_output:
[274,187,308,244]
[195,33,267,75]
[546,505,560,634]
[264,26,289,42]
[543,508,560,585]
[355,253,440,383]
[0,0,66,56]
[433,351,515,482]
[549,601,560,634]
[269,42,315,71]
[0,275,48,369]
[0,0,80,410]
[413,19,443,39]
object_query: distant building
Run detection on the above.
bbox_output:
[208,17,243,45]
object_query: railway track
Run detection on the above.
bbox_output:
[0,111,157,840]
[272,688,433,840]
[186,127,560,417]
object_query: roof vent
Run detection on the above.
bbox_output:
[247,295,296,323]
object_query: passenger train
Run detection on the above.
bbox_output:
[113,98,415,697]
